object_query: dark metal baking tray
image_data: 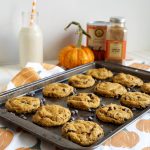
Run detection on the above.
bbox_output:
[0,61,150,150]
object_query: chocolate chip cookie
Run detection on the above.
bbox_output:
[32,104,71,127]
[68,74,95,88]
[94,82,127,97]
[62,120,104,146]
[86,68,113,80]
[113,73,143,87]
[67,93,100,110]
[96,104,133,124]
[120,92,150,109]
[5,96,40,114]
[42,83,74,98]
[141,83,150,94]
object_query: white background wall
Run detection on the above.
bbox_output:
[0,0,150,65]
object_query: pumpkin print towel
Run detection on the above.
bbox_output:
[0,112,149,150]
[6,62,64,90]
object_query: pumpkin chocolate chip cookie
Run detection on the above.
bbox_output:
[120,92,150,109]
[141,82,150,94]
[32,104,71,127]
[68,74,95,88]
[67,93,100,110]
[86,68,113,80]
[5,96,40,114]
[62,120,104,146]
[113,73,143,87]
[42,83,74,98]
[96,104,133,124]
[94,82,127,98]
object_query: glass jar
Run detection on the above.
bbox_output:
[19,12,43,68]
[105,17,127,64]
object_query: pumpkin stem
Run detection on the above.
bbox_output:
[76,30,83,48]
[65,21,90,48]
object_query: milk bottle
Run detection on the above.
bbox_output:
[19,12,43,67]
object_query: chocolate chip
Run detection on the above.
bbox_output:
[62,88,66,92]
[26,91,35,97]
[108,107,112,111]
[88,116,94,121]
[122,108,129,112]
[70,117,75,121]
[88,93,93,98]
[91,115,95,118]
[51,88,55,91]
[101,104,105,107]
[74,81,80,84]
[40,98,46,106]
[73,88,77,95]
[71,110,76,116]
[88,108,95,113]
[124,118,128,121]
[88,108,92,112]
[74,110,78,115]
[41,98,46,104]
[127,88,131,92]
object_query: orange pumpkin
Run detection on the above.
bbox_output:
[104,131,139,148]
[142,147,150,150]
[0,128,14,149]
[59,22,94,69]
[136,119,150,133]
[16,148,31,150]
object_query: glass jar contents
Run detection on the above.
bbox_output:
[105,17,127,64]
[19,12,43,68]
[87,21,108,61]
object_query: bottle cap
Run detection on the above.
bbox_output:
[110,17,126,23]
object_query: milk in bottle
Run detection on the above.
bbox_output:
[19,12,43,67]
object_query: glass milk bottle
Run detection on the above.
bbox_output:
[19,12,43,67]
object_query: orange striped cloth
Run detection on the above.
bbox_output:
[6,62,64,91]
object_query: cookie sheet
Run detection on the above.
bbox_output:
[0,61,150,150]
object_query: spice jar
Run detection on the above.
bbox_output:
[87,21,108,61]
[105,17,127,64]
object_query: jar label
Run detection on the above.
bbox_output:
[87,26,107,51]
[105,40,126,60]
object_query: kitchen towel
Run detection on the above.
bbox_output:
[6,62,64,91]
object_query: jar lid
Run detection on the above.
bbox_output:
[110,17,126,23]
[87,21,109,26]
